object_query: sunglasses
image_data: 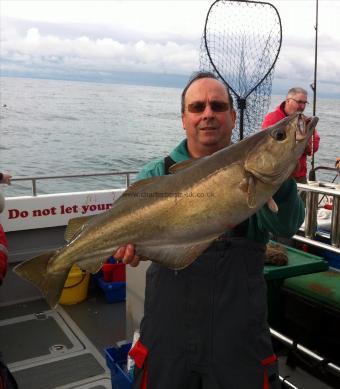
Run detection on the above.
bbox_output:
[289,98,309,105]
[187,100,230,113]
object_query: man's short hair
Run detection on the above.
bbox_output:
[286,87,308,98]
[181,71,234,113]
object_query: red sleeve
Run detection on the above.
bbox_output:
[262,112,279,129]
[312,129,320,153]
[0,252,8,283]
[0,225,8,283]
[306,129,320,156]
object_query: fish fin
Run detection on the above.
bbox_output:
[64,215,95,242]
[239,174,257,208]
[239,177,249,192]
[76,257,105,274]
[13,251,70,308]
[75,248,117,274]
[169,158,203,174]
[136,240,214,270]
[267,197,279,213]
[247,175,257,208]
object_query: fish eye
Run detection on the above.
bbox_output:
[270,128,286,141]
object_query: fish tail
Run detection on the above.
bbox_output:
[13,250,70,308]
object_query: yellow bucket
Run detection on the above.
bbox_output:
[59,265,90,305]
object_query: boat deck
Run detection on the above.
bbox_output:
[1,175,339,388]
[0,264,126,389]
[1,265,338,388]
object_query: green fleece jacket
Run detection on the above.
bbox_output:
[137,139,305,244]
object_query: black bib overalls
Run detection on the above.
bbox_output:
[131,235,279,389]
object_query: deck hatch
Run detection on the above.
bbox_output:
[0,310,84,367]
[12,353,106,389]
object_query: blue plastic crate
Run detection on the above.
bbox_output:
[107,255,118,264]
[96,273,126,303]
[105,342,133,389]
[323,250,340,270]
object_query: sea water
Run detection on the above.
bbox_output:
[1,76,339,196]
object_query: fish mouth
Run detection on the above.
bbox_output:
[295,114,319,142]
[306,115,319,131]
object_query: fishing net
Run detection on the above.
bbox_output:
[199,0,282,141]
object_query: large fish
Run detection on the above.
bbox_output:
[14,113,318,307]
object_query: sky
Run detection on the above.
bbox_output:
[1,0,339,98]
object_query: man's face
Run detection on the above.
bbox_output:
[181,78,236,158]
[285,92,308,115]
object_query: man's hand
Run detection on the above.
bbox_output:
[267,197,278,213]
[292,161,300,177]
[113,244,141,267]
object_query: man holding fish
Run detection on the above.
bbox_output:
[15,71,317,388]
[114,72,307,389]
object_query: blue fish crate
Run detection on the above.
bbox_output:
[95,273,126,303]
[105,341,133,389]
[314,235,340,270]
[323,250,340,270]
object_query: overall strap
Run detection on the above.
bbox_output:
[231,218,249,238]
[163,156,176,175]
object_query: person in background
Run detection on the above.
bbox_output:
[0,170,11,284]
[262,87,320,186]
[0,171,10,283]
[335,157,340,170]
[114,71,304,389]
[0,173,12,185]
[0,201,8,286]
[0,183,19,388]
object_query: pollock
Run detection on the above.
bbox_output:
[14,113,318,307]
